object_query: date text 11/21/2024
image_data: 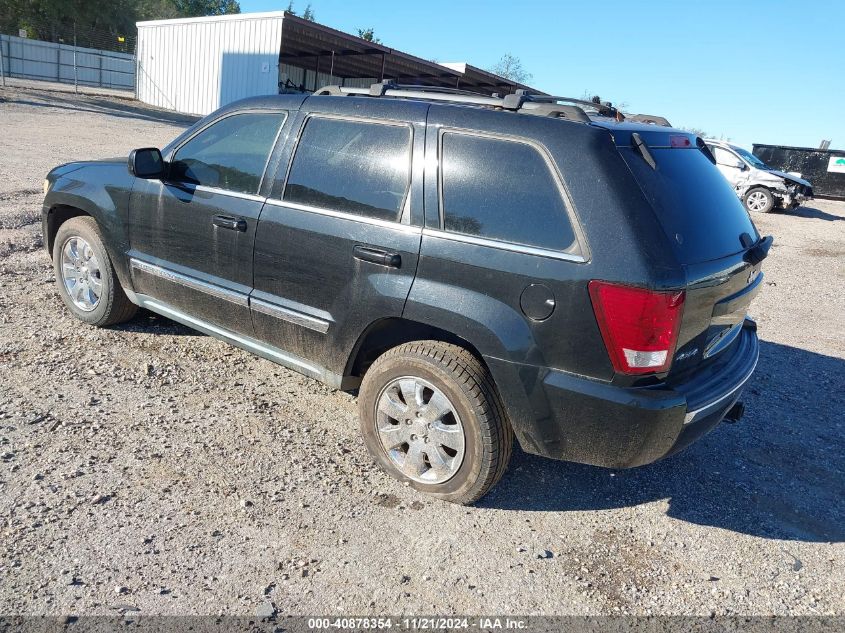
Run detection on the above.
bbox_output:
[306,617,527,630]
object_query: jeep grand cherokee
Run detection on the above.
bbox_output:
[42,84,769,504]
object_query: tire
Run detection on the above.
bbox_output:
[743,187,774,213]
[52,216,137,327]
[358,341,513,505]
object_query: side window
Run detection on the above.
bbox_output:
[712,147,736,166]
[170,111,286,194]
[282,117,412,222]
[440,132,576,252]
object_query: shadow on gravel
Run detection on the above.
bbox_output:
[480,341,845,543]
[114,310,202,336]
[781,205,844,222]
[6,92,197,126]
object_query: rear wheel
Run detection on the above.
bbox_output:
[743,187,774,213]
[358,341,512,505]
[53,216,137,327]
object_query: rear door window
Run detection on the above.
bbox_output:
[282,117,412,222]
[170,111,286,194]
[439,132,577,253]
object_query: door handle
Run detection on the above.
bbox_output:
[353,245,401,268]
[212,215,247,232]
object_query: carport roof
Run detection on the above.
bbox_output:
[279,13,541,95]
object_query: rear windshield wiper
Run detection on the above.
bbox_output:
[631,132,656,170]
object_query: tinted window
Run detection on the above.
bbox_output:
[170,112,286,194]
[620,146,759,264]
[283,118,412,222]
[440,133,576,252]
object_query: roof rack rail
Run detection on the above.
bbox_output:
[316,81,504,107]
[314,81,597,124]
[512,90,622,119]
[625,114,672,127]
[518,102,592,123]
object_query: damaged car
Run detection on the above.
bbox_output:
[706,140,813,213]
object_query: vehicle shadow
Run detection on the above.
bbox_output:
[113,310,202,336]
[479,340,845,543]
[784,205,844,221]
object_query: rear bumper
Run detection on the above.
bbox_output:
[487,319,759,468]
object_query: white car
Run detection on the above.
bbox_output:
[705,140,814,213]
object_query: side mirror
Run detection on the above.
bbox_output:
[128,147,165,179]
[734,159,747,171]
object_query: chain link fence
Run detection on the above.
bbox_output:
[0,21,135,93]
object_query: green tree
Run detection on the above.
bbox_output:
[579,91,628,112]
[172,0,240,17]
[302,4,315,21]
[285,1,296,15]
[488,54,532,84]
[0,0,241,50]
[356,27,381,44]
[2,0,141,47]
[137,0,183,20]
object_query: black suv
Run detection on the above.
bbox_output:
[42,84,767,504]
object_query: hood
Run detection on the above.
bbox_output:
[48,157,125,179]
[765,169,812,188]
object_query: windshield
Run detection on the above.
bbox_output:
[733,146,770,170]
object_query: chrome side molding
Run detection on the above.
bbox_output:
[130,258,332,335]
[250,297,330,333]
[129,258,248,307]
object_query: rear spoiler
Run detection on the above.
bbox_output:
[742,234,774,265]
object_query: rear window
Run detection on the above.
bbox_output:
[282,117,412,222]
[620,146,759,264]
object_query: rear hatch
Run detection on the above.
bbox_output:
[603,124,769,379]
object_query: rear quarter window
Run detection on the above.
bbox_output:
[439,132,578,253]
[620,146,759,264]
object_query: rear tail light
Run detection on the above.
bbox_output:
[588,281,685,375]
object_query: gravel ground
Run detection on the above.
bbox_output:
[0,85,843,618]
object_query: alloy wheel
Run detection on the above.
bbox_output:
[61,236,103,312]
[746,191,769,212]
[375,376,466,484]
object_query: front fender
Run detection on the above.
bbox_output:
[43,161,135,292]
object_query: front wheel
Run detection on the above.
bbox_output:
[52,216,137,327]
[744,187,774,213]
[358,341,512,505]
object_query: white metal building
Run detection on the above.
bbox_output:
[136,11,539,116]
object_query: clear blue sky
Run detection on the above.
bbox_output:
[242,0,843,150]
